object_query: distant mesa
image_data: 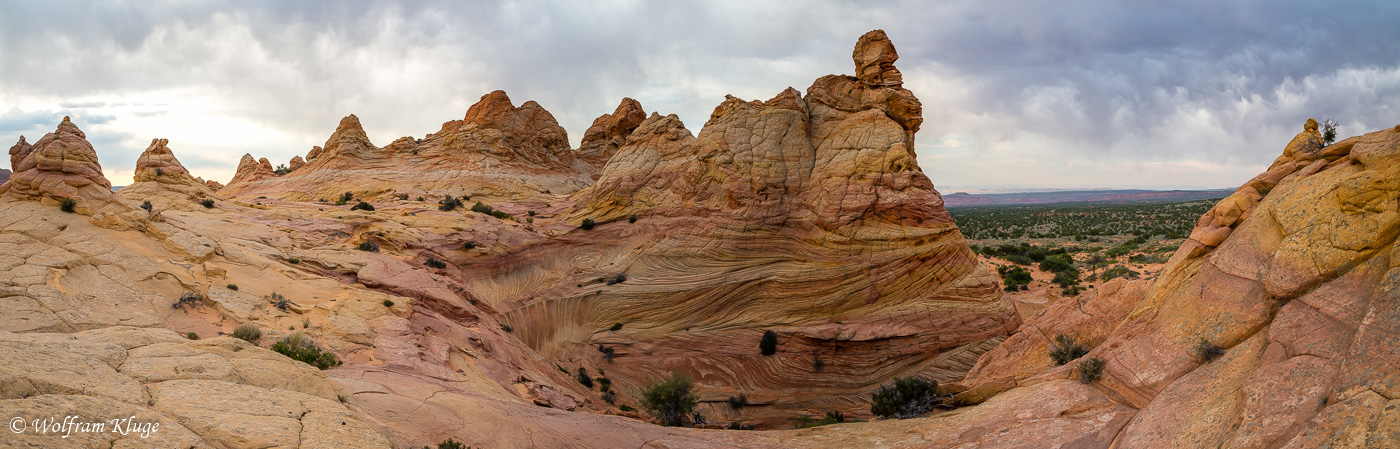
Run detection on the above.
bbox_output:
[0,167,10,184]
[0,116,116,213]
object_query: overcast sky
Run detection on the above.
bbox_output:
[3,1,1398,190]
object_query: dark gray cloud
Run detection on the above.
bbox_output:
[1,0,1397,188]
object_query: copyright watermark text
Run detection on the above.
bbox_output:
[9,415,160,438]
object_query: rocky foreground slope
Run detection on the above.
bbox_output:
[3,28,1397,448]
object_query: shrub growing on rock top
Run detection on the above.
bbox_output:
[140,200,153,211]
[1049,334,1088,365]
[358,240,379,252]
[759,330,778,355]
[437,438,466,449]
[1322,119,1339,146]
[199,199,215,208]
[350,201,374,211]
[580,218,595,230]
[576,367,594,389]
[640,372,699,427]
[470,201,493,215]
[59,198,77,213]
[870,376,943,419]
[610,322,623,331]
[425,258,447,269]
[271,332,341,370]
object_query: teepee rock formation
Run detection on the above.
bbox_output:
[118,138,217,199]
[0,117,115,211]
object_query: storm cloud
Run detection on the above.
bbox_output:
[1,0,1397,188]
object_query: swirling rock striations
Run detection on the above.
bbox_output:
[478,29,1017,426]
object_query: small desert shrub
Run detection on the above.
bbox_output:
[417,196,425,201]
[186,332,199,340]
[870,376,943,419]
[59,198,77,213]
[461,241,477,250]
[580,218,596,230]
[759,330,778,356]
[140,200,153,211]
[382,299,395,307]
[726,422,754,430]
[340,191,354,202]
[528,210,536,217]
[610,322,623,331]
[358,240,380,252]
[267,292,292,312]
[437,438,467,449]
[602,391,617,404]
[628,215,638,223]
[438,195,462,211]
[794,411,845,428]
[605,273,628,285]
[1049,334,1088,365]
[597,344,616,362]
[499,323,513,333]
[619,404,636,412]
[1195,338,1225,362]
[226,283,238,291]
[271,332,341,370]
[576,367,594,389]
[727,394,748,410]
[350,201,374,211]
[334,198,347,206]
[233,323,262,344]
[1078,357,1106,384]
[396,193,409,200]
[1100,265,1140,282]
[199,199,215,208]
[597,376,613,392]
[640,372,700,427]
[172,292,203,309]
[471,201,493,214]
[425,258,447,269]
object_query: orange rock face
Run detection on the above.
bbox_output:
[948,120,1400,447]
[0,117,115,211]
[577,97,647,168]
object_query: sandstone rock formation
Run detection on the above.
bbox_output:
[218,94,594,202]
[472,29,1015,426]
[205,179,224,191]
[577,97,647,168]
[290,155,306,171]
[117,138,218,200]
[0,117,116,213]
[228,153,276,186]
[939,120,1400,447]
